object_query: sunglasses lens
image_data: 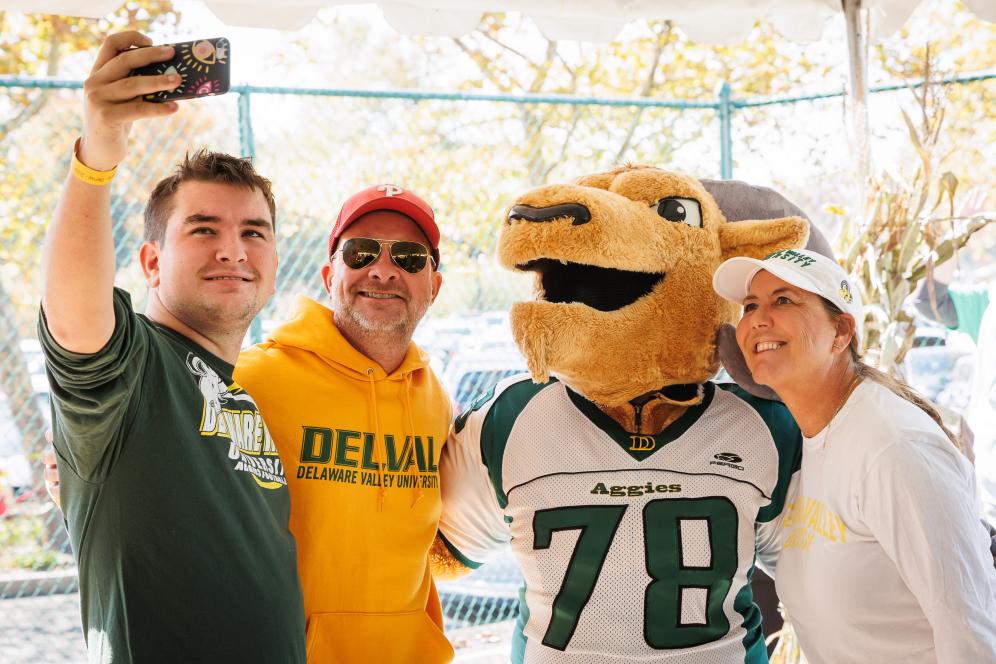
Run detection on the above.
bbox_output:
[390,241,430,274]
[341,238,380,269]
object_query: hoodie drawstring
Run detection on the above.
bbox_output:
[404,373,423,509]
[365,368,387,511]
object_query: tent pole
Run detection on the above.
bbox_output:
[718,81,733,179]
[843,0,871,195]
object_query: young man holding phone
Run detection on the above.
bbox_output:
[40,31,305,662]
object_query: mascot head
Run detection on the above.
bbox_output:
[498,165,814,407]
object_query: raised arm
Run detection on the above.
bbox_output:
[41,32,179,353]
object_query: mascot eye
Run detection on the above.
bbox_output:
[652,197,701,228]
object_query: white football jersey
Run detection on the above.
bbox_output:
[439,377,801,663]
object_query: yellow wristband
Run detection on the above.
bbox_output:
[70,138,117,186]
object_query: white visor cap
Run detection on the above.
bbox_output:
[713,248,863,345]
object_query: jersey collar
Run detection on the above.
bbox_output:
[565,382,716,461]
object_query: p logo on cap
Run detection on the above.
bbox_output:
[378,185,403,197]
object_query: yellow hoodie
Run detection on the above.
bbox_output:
[236,295,454,663]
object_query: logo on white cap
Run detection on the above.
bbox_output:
[377,184,403,197]
[765,249,816,267]
[839,280,853,304]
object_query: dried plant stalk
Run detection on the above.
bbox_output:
[834,56,992,373]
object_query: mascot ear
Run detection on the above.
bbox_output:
[718,216,809,262]
[573,171,617,189]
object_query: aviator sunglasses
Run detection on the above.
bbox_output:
[333,237,435,274]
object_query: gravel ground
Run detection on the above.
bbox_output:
[0,593,514,663]
[0,594,85,663]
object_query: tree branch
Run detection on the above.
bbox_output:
[542,108,582,182]
[556,50,576,88]
[452,36,513,93]
[481,31,533,65]
[613,21,673,163]
[528,38,559,93]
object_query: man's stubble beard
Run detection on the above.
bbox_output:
[331,289,430,347]
[164,287,261,339]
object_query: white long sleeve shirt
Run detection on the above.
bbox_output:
[766,380,996,664]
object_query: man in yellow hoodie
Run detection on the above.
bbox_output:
[236,185,454,663]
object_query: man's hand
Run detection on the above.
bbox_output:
[428,534,474,581]
[78,31,181,171]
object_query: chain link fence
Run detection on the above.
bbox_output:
[0,74,993,661]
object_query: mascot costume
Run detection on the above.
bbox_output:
[431,165,831,663]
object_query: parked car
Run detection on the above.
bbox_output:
[903,320,975,413]
[18,338,49,394]
[0,394,38,494]
[441,350,528,413]
[0,340,53,497]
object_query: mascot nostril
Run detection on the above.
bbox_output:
[508,203,591,226]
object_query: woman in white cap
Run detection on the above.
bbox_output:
[713,248,996,664]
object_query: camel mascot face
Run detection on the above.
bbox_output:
[499,164,810,406]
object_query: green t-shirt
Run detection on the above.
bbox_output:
[39,289,305,663]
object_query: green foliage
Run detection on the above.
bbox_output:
[0,512,71,571]
[11,548,59,572]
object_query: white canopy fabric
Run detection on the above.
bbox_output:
[3,0,994,43]
[5,0,991,184]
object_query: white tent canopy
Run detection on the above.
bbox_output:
[4,0,992,181]
[2,0,994,43]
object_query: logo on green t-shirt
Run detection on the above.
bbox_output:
[186,353,287,489]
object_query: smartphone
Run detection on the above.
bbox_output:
[131,37,231,103]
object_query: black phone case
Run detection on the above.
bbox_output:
[131,38,230,102]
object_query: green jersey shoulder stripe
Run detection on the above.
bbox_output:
[455,375,552,509]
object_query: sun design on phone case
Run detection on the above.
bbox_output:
[143,63,189,101]
[180,39,228,73]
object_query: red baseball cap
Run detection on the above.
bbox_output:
[328,184,441,267]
